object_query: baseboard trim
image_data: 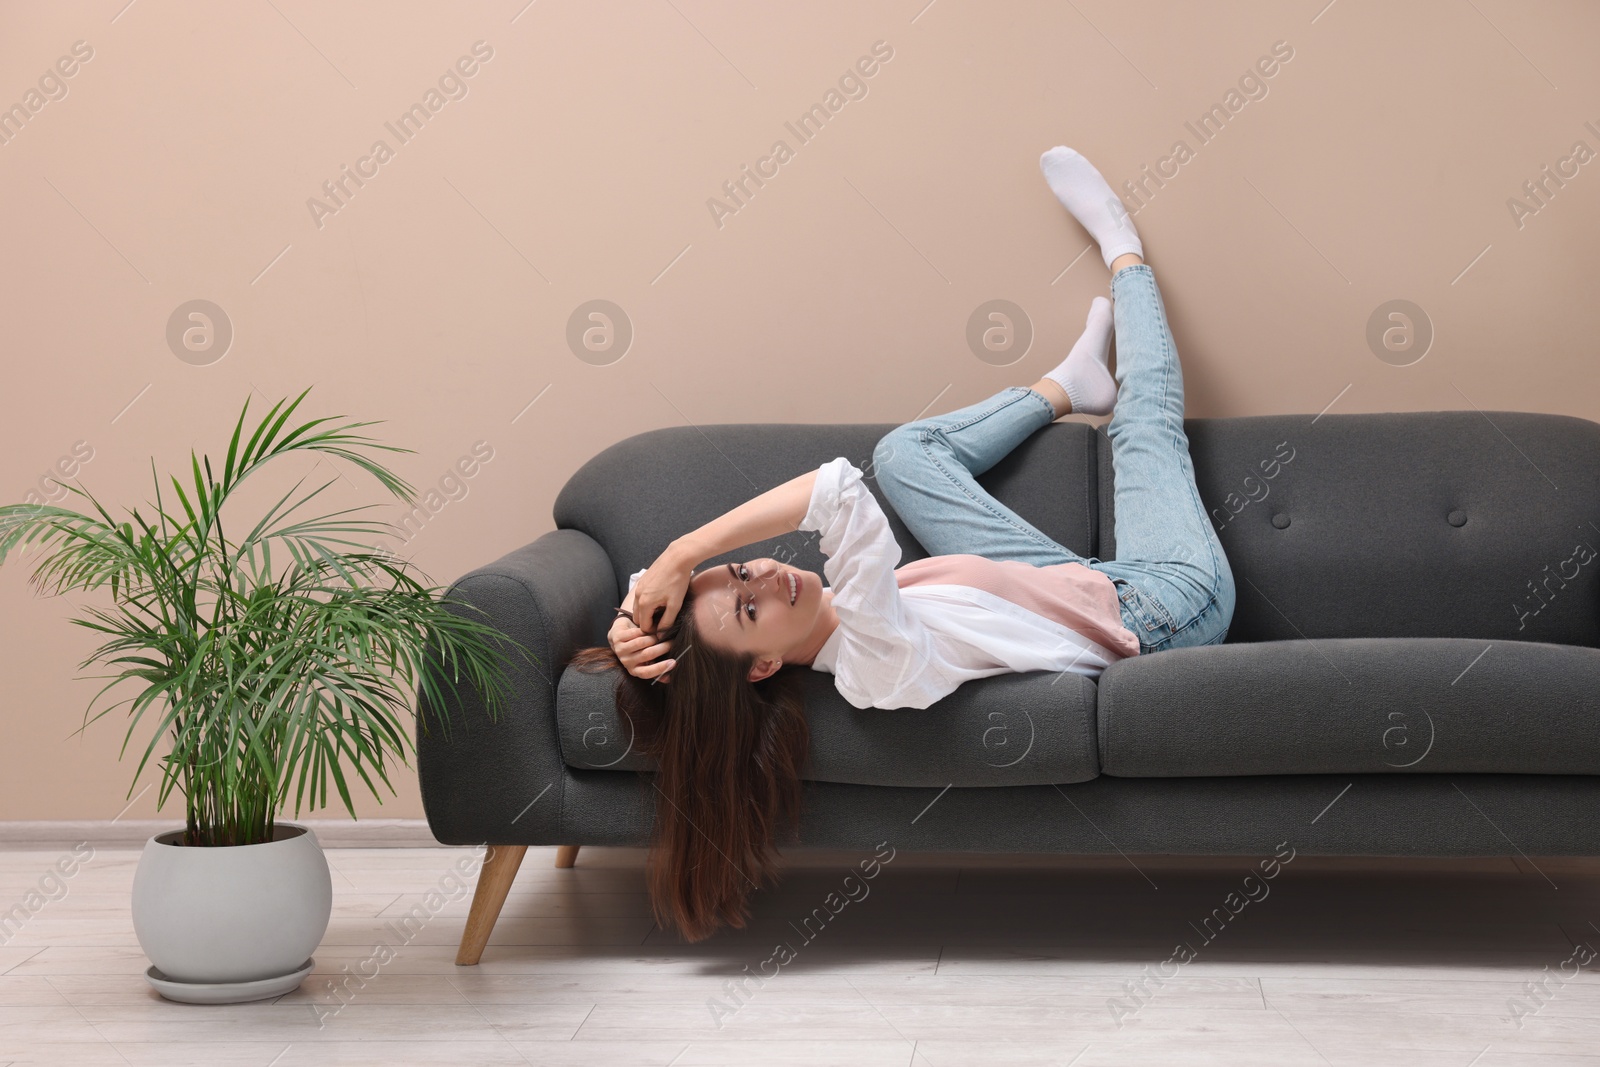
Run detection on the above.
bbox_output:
[0,819,442,850]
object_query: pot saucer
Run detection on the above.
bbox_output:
[144,957,315,1004]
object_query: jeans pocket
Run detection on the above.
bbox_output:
[1115,579,1177,635]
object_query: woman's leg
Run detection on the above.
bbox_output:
[1090,261,1236,651]
[871,384,1089,567]
[872,294,1118,566]
[1036,146,1234,652]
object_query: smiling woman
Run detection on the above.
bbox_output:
[619,465,829,682]
[563,464,832,943]
[677,558,836,681]
[566,144,1239,944]
[566,563,812,943]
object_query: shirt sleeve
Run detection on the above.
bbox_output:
[799,457,942,709]
[627,567,646,593]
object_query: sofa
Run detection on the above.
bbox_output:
[418,410,1600,963]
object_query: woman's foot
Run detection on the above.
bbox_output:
[1040,146,1143,269]
[1037,296,1117,417]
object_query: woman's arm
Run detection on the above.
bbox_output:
[663,467,818,570]
[623,467,819,639]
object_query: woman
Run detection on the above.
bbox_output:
[568,146,1236,942]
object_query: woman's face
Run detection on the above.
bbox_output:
[688,557,824,681]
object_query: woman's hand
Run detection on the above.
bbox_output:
[608,616,677,682]
[630,548,695,637]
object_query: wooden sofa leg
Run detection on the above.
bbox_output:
[555,845,580,868]
[456,844,527,966]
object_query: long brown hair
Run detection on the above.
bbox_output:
[566,582,811,942]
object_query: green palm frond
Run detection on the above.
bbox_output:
[0,390,527,848]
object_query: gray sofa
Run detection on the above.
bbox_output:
[419,410,1600,963]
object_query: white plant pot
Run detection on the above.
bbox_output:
[131,822,332,1003]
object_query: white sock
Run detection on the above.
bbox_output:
[1043,297,1116,416]
[1039,146,1143,270]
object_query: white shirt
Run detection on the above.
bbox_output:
[629,457,1134,710]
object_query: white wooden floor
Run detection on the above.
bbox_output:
[1,845,1597,1066]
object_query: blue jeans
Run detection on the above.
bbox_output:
[870,264,1236,654]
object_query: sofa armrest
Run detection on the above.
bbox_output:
[416,528,618,845]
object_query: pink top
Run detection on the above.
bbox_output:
[894,554,1140,660]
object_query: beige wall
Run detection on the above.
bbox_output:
[3,0,1597,820]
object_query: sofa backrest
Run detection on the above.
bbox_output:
[554,419,1103,602]
[556,410,1600,649]
[1137,411,1600,647]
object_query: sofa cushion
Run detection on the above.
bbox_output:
[556,662,1102,787]
[1099,412,1600,647]
[554,420,1104,601]
[1097,637,1600,776]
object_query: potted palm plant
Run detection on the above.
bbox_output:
[0,391,521,1004]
